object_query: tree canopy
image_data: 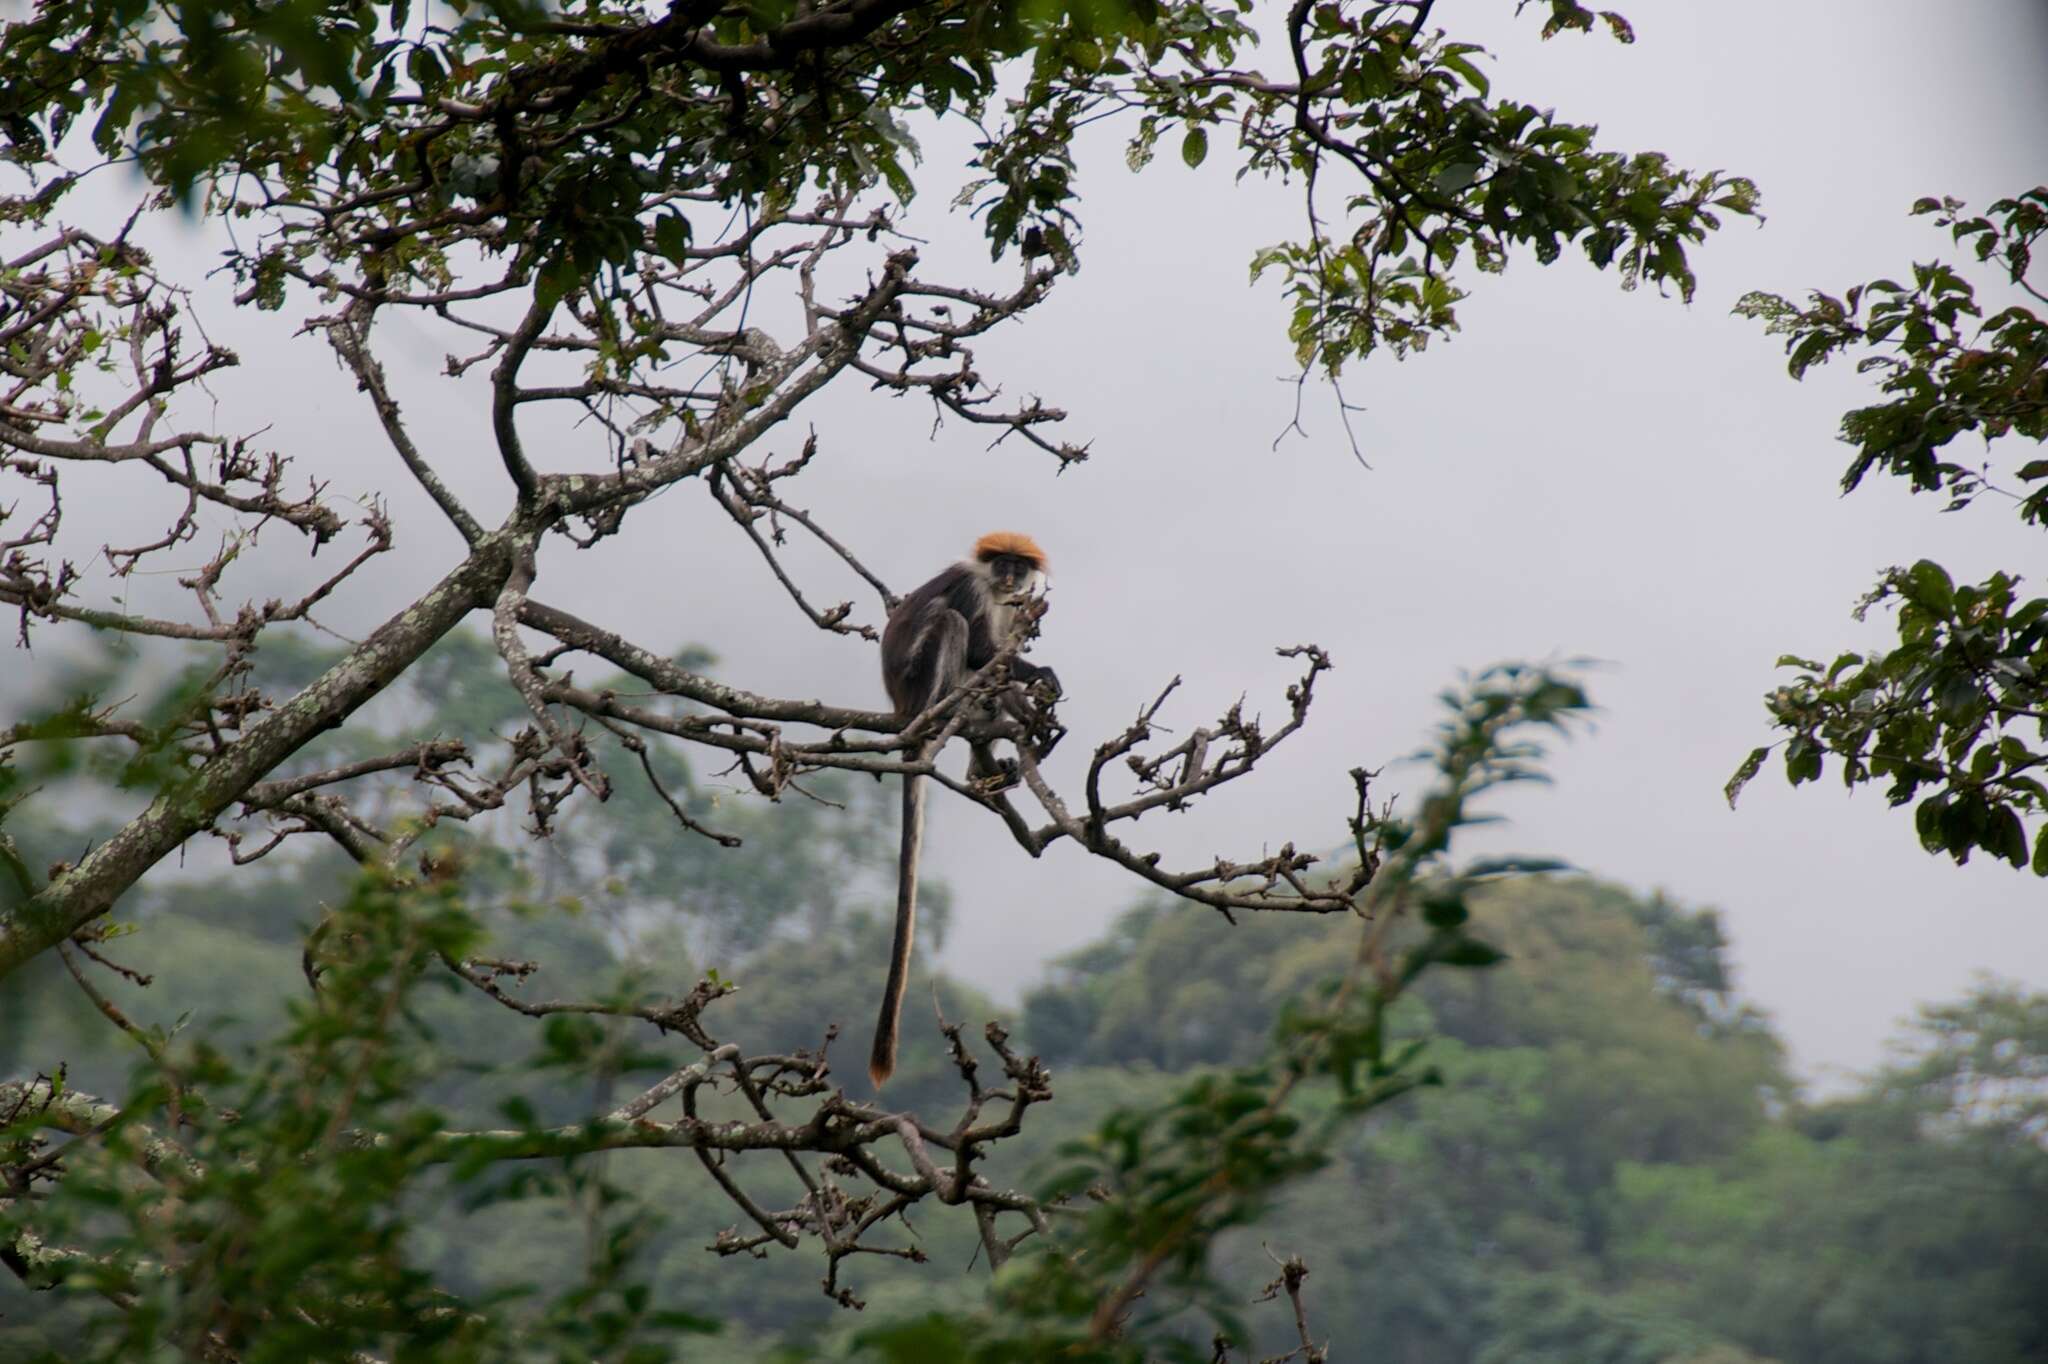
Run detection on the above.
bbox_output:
[1729,187,2048,871]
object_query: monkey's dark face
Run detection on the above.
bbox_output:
[986,553,1043,602]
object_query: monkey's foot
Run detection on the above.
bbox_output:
[969,759,1021,794]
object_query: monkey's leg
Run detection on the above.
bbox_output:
[989,679,1064,764]
[921,611,970,714]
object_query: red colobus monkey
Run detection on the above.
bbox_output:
[871,531,1060,1086]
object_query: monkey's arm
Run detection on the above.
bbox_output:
[946,575,1059,698]
[1012,659,1060,696]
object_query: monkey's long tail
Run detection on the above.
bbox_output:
[870,772,926,1087]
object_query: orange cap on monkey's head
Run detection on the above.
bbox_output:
[973,531,1047,570]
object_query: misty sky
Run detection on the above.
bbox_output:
[7,1,2047,1089]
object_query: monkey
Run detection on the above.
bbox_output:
[871,531,1061,1087]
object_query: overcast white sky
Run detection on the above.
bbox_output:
[7,1,2046,1090]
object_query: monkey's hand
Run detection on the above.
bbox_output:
[1017,666,1063,761]
[1020,663,1062,701]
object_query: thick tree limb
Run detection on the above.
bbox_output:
[0,536,515,981]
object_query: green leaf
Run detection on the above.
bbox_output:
[1987,806,2029,867]
[653,212,691,262]
[1901,560,1956,615]
[1440,49,1490,97]
[1463,856,1570,878]
[1436,936,1507,969]
[1916,794,1949,851]
[1725,746,1768,807]
[1421,892,1468,928]
[1785,736,1823,785]
[1434,160,1482,194]
[534,252,577,308]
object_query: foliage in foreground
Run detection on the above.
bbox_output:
[1730,188,2048,872]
